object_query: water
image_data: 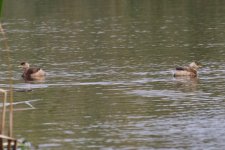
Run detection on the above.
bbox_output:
[1,0,225,149]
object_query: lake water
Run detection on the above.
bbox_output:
[1,0,225,149]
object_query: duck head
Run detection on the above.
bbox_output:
[20,62,30,70]
[189,62,202,70]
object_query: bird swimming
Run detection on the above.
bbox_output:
[173,62,202,77]
[20,62,46,81]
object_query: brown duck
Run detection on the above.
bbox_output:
[20,62,46,80]
[173,62,201,77]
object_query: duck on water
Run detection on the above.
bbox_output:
[20,62,46,81]
[173,62,202,77]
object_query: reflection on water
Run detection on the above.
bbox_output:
[1,0,225,149]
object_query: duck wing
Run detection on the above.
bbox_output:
[176,67,187,70]
[27,68,41,74]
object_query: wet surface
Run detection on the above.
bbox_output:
[1,0,225,149]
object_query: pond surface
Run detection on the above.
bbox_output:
[1,0,225,149]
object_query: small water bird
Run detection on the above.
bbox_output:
[20,62,46,80]
[173,62,201,77]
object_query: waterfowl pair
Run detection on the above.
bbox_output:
[20,61,200,79]
[20,62,46,80]
[173,62,201,77]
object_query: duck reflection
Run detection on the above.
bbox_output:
[173,76,199,92]
[23,75,46,82]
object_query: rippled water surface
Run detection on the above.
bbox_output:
[1,0,225,149]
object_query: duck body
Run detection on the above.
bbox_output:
[174,67,197,77]
[173,62,201,77]
[20,62,46,80]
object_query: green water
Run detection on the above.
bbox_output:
[1,0,225,149]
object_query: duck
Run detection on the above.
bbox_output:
[20,62,46,80]
[173,62,201,77]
